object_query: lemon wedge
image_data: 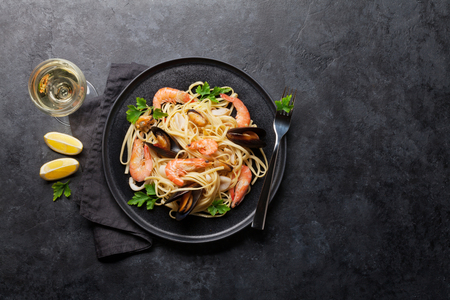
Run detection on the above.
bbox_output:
[40,158,80,181]
[44,132,83,155]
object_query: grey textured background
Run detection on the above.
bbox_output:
[2,0,450,299]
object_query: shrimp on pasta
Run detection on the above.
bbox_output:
[120,82,268,220]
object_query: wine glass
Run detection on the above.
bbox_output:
[28,58,98,126]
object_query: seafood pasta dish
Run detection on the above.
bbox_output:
[120,82,268,220]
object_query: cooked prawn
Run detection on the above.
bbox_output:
[188,139,218,155]
[130,138,153,182]
[153,87,191,109]
[231,165,252,208]
[220,93,251,127]
[165,158,211,187]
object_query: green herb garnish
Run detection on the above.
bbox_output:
[196,82,211,99]
[52,180,71,201]
[207,199,230,216]
[135,97,147,110]
[128,183,159,210]
[126,105,144,124]
[126,97,148,124]
[126,97,168,123]
[196,82,231,103]
[275,94,294,113]
[152,108,168,120]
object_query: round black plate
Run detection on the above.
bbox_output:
[102,57,286,243]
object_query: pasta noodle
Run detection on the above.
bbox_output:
[120,82,268,219]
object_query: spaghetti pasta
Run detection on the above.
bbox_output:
[121,82,268,219]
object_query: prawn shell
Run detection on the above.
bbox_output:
[148,127,182,158]
[226,127,267,148]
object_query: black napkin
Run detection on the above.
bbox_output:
[69,63,152,259]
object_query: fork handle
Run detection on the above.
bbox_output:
[251,141,280,230]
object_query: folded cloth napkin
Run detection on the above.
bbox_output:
[69,63,152,259]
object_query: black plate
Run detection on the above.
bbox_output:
[102,57,286,243]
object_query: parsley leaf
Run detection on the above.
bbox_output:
[208,205,218,216]
[136,97,147,110]
[153,108,168,120]
[52,180,71,201]
[126,105,144,124]
[126,97,150,124]
[126,97,169,123]
[275,94,294,113]
[211,86,231,97]
[207,199,230,216]
[128,191,148,207]
[145,183,157,196]
[196,82,232,103]
[196,82,211,98]
[208,86,231,103]
[146,197,158,210]
[128,183,159,210]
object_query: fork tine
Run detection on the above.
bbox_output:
[289,89,297,115]
[282,86,288,98]
[278,87,297,116]
[253,87,295,230]
[278,87,287,115]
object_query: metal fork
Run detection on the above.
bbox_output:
[251,87,296,230]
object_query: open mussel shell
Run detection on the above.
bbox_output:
[147,126,182,158]
[165,184,202,221]
[135,115,155,132]
[187,109,207,127]
[226,127,267,148]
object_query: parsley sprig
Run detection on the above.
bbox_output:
[153,108,168,120]
[126,97,147,123]
[275,94,294,113]
[126,97,168,124]
[127,183,159,210]
[52,180,71,201]
[196,82,231,103]
[207,199,230,216]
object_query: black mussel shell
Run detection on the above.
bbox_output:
[164,184,202,221]
[165,183,200,204]
[147,126,182,158]
[226,127,267,148]
[187,109,207,127]
[175,188,202,221]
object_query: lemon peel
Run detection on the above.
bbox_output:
[39,158,80,181]
[44,132,83,155]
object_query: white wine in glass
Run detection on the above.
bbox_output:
[28,58,97,125]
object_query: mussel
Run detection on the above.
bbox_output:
[187,109,207,127]
[135,115,154,132]
[147,127,182,158]
[165,184,202,221]
[226,127,267,148]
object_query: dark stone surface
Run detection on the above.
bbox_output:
[1,0,450,299]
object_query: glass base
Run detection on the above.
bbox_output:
[54,80,98,126]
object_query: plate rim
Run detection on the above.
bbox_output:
[102,56,287,243]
